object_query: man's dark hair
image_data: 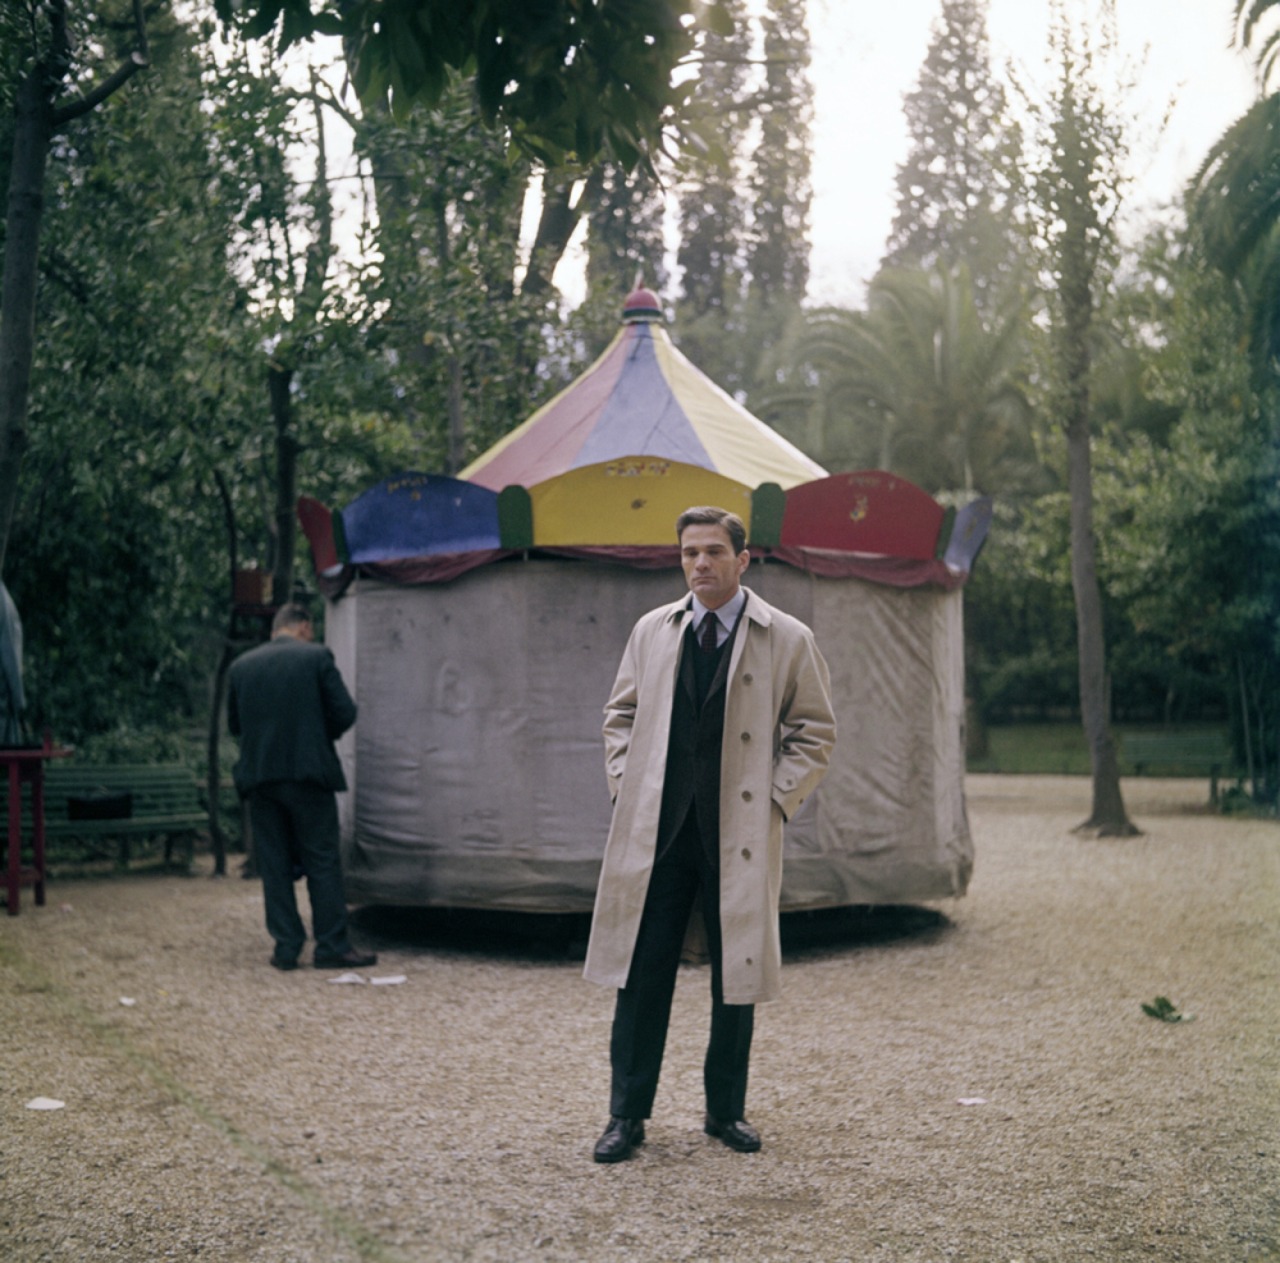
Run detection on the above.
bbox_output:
[271,603,313,634]
[676,506,747,556]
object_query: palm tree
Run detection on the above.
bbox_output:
[1234,0,1280,81]
[1191,2,1280,368]
[766,265,1039,496]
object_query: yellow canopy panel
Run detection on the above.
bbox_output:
[529,459,753,547]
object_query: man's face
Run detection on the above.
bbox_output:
[680,522,749,611]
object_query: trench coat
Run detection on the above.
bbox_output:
[583,586,836,1005]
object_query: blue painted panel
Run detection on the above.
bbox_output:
[341,473,501,562]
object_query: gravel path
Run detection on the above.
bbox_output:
[2,775,1277,1262]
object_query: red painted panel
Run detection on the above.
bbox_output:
[296,496,341,574]
[779,471,944,560]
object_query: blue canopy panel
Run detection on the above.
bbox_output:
[570,325,713,470]
[943,497,993,576]
[339,473,501,563]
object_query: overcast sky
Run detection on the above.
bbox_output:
[806,0,1260,307]
[314,2,1263,313]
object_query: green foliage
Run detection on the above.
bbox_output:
[4,15,419,744]
[351,77,567,472]
[1191,93,1280,375]
[212,0,727,171]
[1092,242,1279,801]
[74,724,194,766]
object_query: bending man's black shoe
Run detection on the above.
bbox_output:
[313,948,378,969]
[704,1114,762,1153]
[593,1116,645,1163]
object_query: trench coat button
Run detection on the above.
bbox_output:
[741,790,752,802]
[743,673,753,684]
[741,847,752,860]
[740,731,751,742]
[746,957,753,966]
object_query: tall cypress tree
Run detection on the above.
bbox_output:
[883,0,1026,303]
[586,164,667,297]
[674,0,814,404]
[748,0,813,307]
[676,0,751,321]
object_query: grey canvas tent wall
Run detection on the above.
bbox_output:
[327,555,972,912]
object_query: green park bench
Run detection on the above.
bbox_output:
[1122,732,1233,806]
[0,762,207,869]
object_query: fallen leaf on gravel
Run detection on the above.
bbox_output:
[1142,996,1195,1023]
[119,997,137,1006]
[25,1097,66,1111]
[956,1097,988,1106]
[370,975,407,985]
[327,972,367,984]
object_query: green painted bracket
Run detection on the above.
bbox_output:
[498,485,534,549]
[750,483,786,548]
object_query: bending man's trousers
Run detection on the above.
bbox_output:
[248,780,353,961]
[608,812,755,1121]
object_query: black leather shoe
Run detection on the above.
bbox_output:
[270,954,299,971]
[704,1115,761,1153]
[593,1116,645,1163]
[313,949,378,969]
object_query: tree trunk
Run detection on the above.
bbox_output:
[446,353,465,476]
[268,363,298,604]
[205,469,239,877]
[1066,411,1135,834]
[1059,267,1136,835]
[0,75,55,575]
[206,642,235,876]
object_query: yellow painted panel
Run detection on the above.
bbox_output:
[530,459,753,546]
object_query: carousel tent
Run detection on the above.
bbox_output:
[459,287,825,493]
[302,290,986,913]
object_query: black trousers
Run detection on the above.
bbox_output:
[248,781,353,961]
[608,812,755,1121]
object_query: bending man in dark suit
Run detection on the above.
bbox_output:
[228,603,375,972]
[584,506,836,1161]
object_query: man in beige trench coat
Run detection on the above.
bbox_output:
[585,506,836,1162]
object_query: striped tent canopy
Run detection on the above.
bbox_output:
[460,288,826,493]
[296,288,992,589]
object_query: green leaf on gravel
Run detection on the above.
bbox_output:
[1142,995,1195,1023]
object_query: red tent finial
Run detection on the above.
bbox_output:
[622,286,663,324]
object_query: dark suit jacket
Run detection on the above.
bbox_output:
[655,624,732,861]
[227,636,356,794]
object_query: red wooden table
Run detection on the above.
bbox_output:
[2,737,71,915]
